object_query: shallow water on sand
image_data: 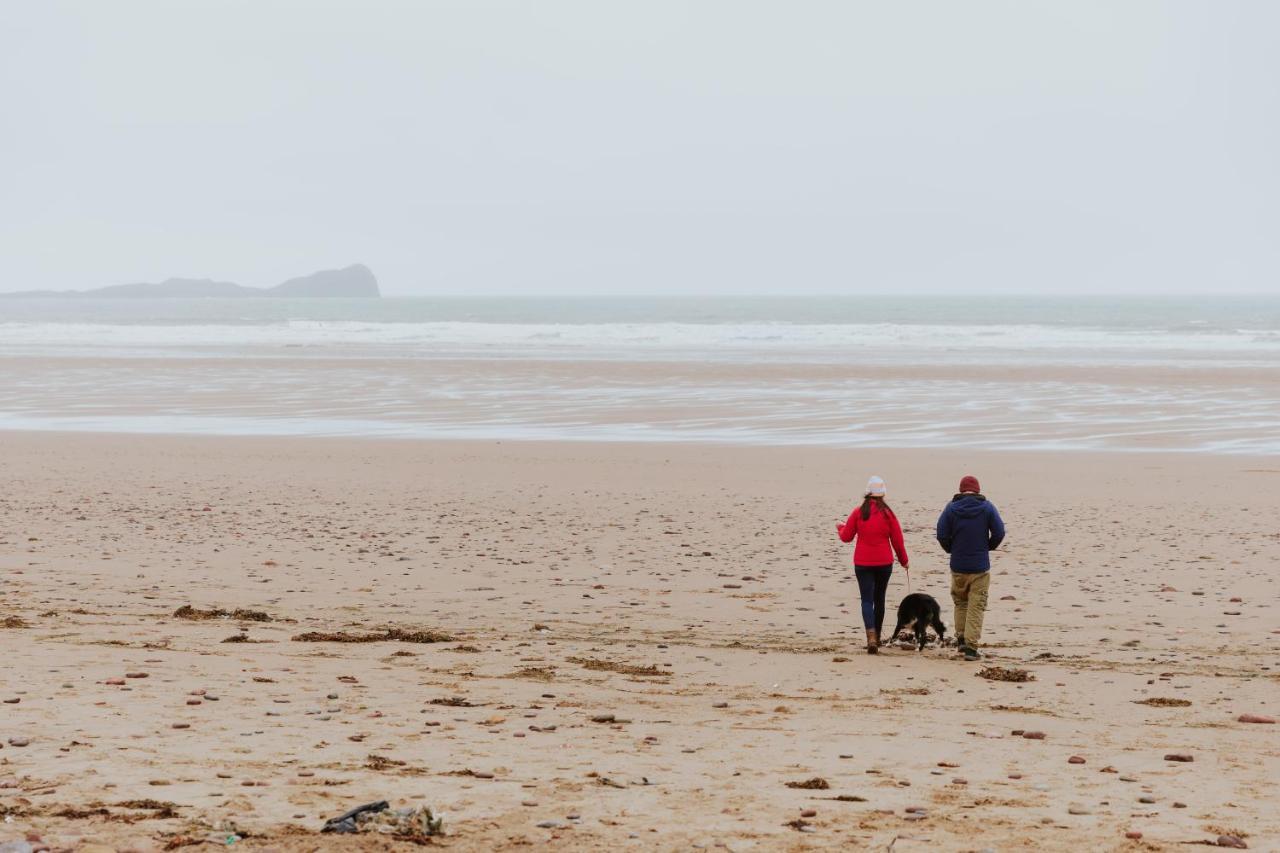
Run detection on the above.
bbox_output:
[1,296,1277,452]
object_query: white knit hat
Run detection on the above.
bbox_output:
[866,475,886,497]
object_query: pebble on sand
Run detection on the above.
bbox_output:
[1237,714,1275,724]
[1163,753,1194,762]
[1216,836,1247,849]
[1067,756,1086,764]
[1022,731,1046,740]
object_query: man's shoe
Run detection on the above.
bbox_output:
[961,646,980,661]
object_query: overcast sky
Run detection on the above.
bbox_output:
[2,1,1277,295]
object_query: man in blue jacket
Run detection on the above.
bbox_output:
[936,475,1005,661]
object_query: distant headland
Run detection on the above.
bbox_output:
[3,264,380,298]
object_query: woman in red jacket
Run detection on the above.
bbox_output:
[836,475,908,654]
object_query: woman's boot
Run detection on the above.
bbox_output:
[865,629,878,654]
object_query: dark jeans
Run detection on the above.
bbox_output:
[854,564,893,635]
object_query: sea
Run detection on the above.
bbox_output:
[1,295,1278,453]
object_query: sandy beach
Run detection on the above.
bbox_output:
[1,432,1276,851]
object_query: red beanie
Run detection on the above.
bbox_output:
[958,475,981,494]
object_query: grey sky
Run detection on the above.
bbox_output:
[3,1,1277,295]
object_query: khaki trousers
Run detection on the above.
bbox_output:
[950,571,991,647]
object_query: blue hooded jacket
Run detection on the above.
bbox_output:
[936,494,1005,573]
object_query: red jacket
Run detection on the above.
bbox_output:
[838,504,908,567]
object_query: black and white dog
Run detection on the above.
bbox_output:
[888,593,947,651]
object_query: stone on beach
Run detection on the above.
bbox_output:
[1236,714,1274,724]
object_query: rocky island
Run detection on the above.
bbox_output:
[4,263,380,298]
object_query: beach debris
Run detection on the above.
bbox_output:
[174,605,271,622]
[323,800,390,832]
[1,616,31,629]
[366,754,406,771]
[115,799,182,816]
[567,656,664,676]
[1068,756,1086,764]
[1237,714,1275,724]
[1021,731,1046,740]
[1215,836,1248,849]
[293,628,454,643]
[319,800,443,838]
[786,778,830,790]
[1134,697,1192,707]
[977,666,1033,682]
[1164,753,1195,762]
[429,696,477,707]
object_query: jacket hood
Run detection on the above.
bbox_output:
[948,494,988,518]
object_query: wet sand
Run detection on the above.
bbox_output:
[3,355,1278,452]
[1,432,1277,851]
